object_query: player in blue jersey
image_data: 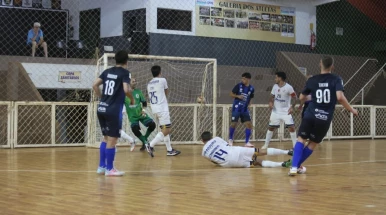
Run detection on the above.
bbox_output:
[93,50,135,177]
[229,73,255,147]
[289,56,358,176]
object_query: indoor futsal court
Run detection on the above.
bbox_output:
[0,139,385,214]
[1,0,386,214]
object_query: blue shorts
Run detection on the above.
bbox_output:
[297,116,331,143]
[97,108,123,138]
[231,111,251,123]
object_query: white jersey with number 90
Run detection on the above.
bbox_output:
[147,77,169,113]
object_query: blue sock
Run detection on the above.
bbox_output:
[297,146,314,168]
[229,127,235,140]
[99,142,107,168]
[105,148,116,171]
[291,141,305,168]
[245,128,251,143]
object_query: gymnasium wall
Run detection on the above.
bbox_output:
[149,33,311,68]
[316,0,386,63]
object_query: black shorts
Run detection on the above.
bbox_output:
[231,111,251,123]
[297,116,330,143]
[97,110,123,138]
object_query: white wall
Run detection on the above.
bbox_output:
[66,0,316,44]
[23,63,96,89]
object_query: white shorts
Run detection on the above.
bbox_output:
[154,111,171,126]
[269,112,294,127]
[220,147,255,168]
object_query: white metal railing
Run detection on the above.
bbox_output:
[1,102,386,148]
[349,63,386,105]
[344,58,378,87]
[11,102,90,148]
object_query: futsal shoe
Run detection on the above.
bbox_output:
[245,142,254,148]
[282,159,292,168]
[145,144,154,157]
[105,169,125,177]
[130,139,136,152]
[140,145,146,151]
[288,167,298,176]
[287,149,294,156]
[288,166,307,176]
[97,167,106,175]
[167,149,181,156]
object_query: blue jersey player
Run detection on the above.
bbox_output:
[289,56,358,176]
[229,73,255,147]
[93,50,135,177]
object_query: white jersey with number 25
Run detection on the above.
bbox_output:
[147,77,169,113]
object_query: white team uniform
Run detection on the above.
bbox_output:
[147,77,171,126]
[202,137,255,168]
[270,83,296,127]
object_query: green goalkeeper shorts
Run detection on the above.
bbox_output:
[129,114,154,127]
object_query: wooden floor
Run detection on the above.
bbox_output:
[0,140,386,215]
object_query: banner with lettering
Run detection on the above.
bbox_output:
[58,71,81,82]
[196,0,296,43]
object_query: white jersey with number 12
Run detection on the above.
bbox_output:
[147,77,169,113]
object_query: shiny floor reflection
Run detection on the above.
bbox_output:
[0,139,385,215]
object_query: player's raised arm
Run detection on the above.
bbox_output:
[92,78,103,98]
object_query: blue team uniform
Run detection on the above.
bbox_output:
[298,73,344,143]
[97,67,131,138]
[231,83,254,123]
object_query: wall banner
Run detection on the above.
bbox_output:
[196,0,296,43]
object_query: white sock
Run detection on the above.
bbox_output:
[290,132,297,147]
[261,160,283,168]
[267,148,289,155]
[264,130,273,146]
[120,130,134,143]
[150,132,164,148]
[164,135,173,151]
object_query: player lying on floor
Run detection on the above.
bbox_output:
[201,131,292,168]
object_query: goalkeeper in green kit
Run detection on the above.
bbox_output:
[124,78,156,151]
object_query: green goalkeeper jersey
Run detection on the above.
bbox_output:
[124,89,146,120]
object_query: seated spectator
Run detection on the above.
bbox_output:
[27,22,48,58]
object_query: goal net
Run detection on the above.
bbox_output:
[88,54,217,147]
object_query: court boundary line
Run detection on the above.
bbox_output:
[0,159,384,173]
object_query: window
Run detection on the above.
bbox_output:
[157,8,192,31]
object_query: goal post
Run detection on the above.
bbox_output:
[88,54,217,147]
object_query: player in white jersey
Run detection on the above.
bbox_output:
[262,72,297,149]
[201,131,293,168]
[146,65,180,157]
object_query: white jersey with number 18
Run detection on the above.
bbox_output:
[147,77,169,113]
